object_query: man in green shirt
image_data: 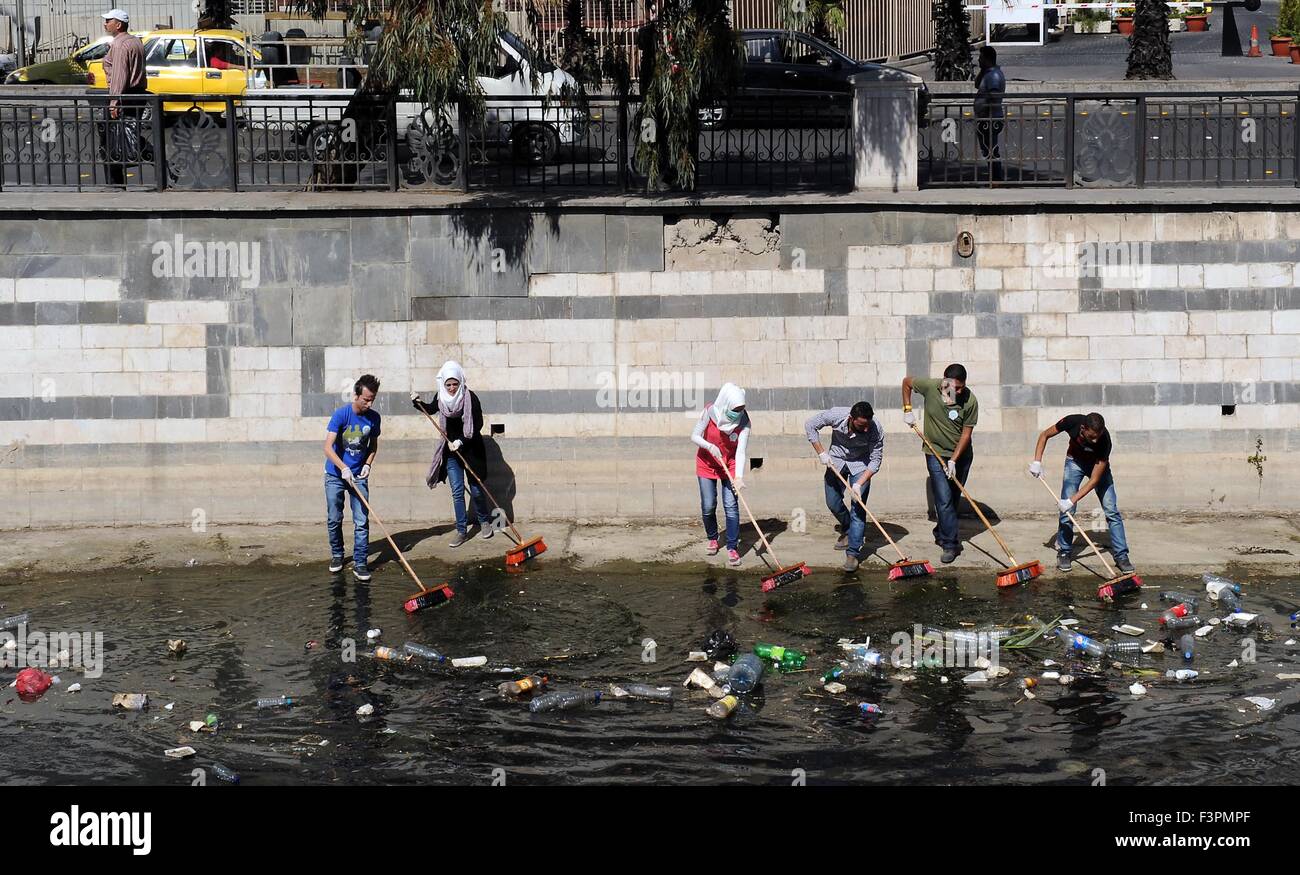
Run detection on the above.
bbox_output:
[901,364,979,563]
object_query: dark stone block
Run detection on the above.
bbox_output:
[206,347,230,395]
[1001,384,1042,408]
[31,396,75,419]
[999,338,1023,385]
[158,395,194,419]
[905,339,930,376]
[1143,288,1186,311]
[1186,288,1228,311]
[905,315,953,340]
[1102,383,1155,406]
[1229,288,1275,311]
[192,394,230,418]
[1042,384,1103,406]
[0,303,36,325]
[351,215,411,264]
[35,301,78,325]
[1155,382,1193,405]
[301,347,325,394]
[112,395,157,419]
[73,396,113,419]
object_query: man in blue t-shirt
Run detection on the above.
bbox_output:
[324,374,382,581]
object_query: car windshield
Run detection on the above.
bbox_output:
[76,40,112,61]
[500,29,553,74]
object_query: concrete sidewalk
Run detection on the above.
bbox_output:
[7,514,1297,581]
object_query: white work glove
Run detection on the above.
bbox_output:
[707,444,724,462]
[448,439,463,452]
[733,476,746,491]
[818,452,831,466]
[903,410,916,426]
[945,459,957,480]
[1029,460,1042,478]
[410,391,421,402]
[338,466,354,483]
[359,464,371,480]
[1058,498,1075,514]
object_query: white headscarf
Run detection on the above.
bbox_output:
[709,383,747,435]
[436,360,469,421]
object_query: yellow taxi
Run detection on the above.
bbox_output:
[87,28,259,114]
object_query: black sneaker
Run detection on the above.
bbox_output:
[449,532,468,548]
[328,556,345,574]
[940,547,959,564]
[352,565,372,583]
[1057,554,1072,573]
[1114,554,1136,574]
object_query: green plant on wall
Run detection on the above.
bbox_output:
[1276,0,1300,37]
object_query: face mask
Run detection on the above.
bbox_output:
[940,379,958,406]
[725,409,741,422]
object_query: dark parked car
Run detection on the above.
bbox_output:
[699,30,930,129]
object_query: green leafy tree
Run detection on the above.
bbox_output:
[197,0,236,29]
[931,0,973,81]
[1125,0,1173,80]
[780,0,847,47]
[1277,0,1300,37]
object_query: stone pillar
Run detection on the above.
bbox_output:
[850,74,920,192]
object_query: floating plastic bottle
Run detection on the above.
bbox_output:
[1105,640,1142,657]
[256,695,293,709]
[373,646,412,664]
[706,694,739,719]
[1159,591,1200,609]
[1056,629,1105,657]
[529,689,601,713]
[1178,634,1195,661]
[1203,573,1241,595]
[211,763,240,784]
[0,612,29,631]
[610,683,673,702]
[402,642,446,662]
[1158,604,1191,626]
[1217,589,1244,613]
[499,675,548,698]
[858,702,884,718]
[726,653,765,693]
[754,643,807,671]
[1165,669,1198,682]
[1164,615,1202,632]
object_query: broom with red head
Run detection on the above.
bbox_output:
[822,458,933,580]
[714,461,809,592]
[1032,475,1142,600]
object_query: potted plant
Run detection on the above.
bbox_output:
[1168,11,1185,32]
[1116,6,1136,34]
[1073,8,1113,34]
[1276,0,1300,55]
[1185,3,1210,32]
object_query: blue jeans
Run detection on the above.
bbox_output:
[926,451,973,552]
[824,465,870,557]
[698,476,739,551]
[1057,458,1128,559]
[447,454,492,535]
[325,472,370,568]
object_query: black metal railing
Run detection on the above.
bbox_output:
[920,90,1300,188]
[0,91,853,194]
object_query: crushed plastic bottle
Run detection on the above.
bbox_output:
[498,675,548,699]
[1165,669,1198,682]
[256,695,293,709]
[1164,615,1202,632]
[1159,591,1200,609]
[0,612,29,631]
[1158,604,1191,626]
[373,646,412,664]
[609,683,673,702]
[402,642,446,663]
[211,763,240,784]
[528,689,601,713]
[725,653,765,693]
[1178,634,1195,661]
[706,694,739,719]
[1217,589,1244,613]
[1105,640,1142,657]
[1203,573,1241,597]
[858,702,884,718]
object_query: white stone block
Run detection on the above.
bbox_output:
[1249,263,1290,288]
[230,347,269,371]
[162,325,205,348]
[0,326,35,350]
[229,395,266,418]
[874,268,902,292]
[1046,337,1089,359]
[891,292,929,315]
[170,348,208,371]
[1260,358,1293,381]
[457,320,496,344]
[1273,311,1300,335]
[1089,336,1164,360]
[649,272,680,296]
[1205,335,1247,358]
[999,290,1037,313]
[1203,263,1248,288]
[934,268,974,292]
[1066,312,1134,336]
[1134,312,1188,336]
[365,322,407,346]
[1247,335,1297,358]
[0,278,13,304]
[1037,290,1079,313]
[1001,267,1032,290]
[847,269,877,294]
[156,371,207,395]
[953,315,977,338]
[1216,312,1272,336]
[530,273,576,297]
[1022,338,1047,360]
[34,325,82,350]
[1179,359,1223,382]
[92,372,140,395]
[145,301,229,324]
[1223,359,1261,382]
[1122,359,1179,382]
[154,419,207,442]
[906,244,952,268]
[509,343,550,367]
[17,277,82,302]
[83,279,122,302]
[124,348,170,372]
[1177,265,1204,288]
[1024,314,1066,337]
[1022,361,1064,383]
[1066,359,1122,383]
[974,269,1002,290]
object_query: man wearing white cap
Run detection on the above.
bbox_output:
[100,9,145,183]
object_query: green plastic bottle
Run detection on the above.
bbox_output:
[821,666,845,684]
[754,643,807,671]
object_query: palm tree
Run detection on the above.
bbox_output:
[780,0,847,48]
[1126,0,1174,79]
[931,0,973,81]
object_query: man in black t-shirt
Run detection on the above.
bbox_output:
[1030,411,1133,574]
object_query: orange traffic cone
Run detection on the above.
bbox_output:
[1248,25,1262,58]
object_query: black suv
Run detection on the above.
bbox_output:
[700,30,930,128]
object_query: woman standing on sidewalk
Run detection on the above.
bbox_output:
[691,383,750,568]
[412,361,493,548]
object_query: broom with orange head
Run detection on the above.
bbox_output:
[821,458,933,580]
[1031,475,1142,600]
[413,396,546,568]
[907,423,1042,588]
[713,460,809,592]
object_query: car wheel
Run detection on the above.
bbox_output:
[511,123,558,165]
[305,121,339,161]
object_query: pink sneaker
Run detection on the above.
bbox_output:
[727,549,741,567]
[706,539,720,556]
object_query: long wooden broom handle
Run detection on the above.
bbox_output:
[415,401,524,544]
[714,460,784,571]
[1034,474,1118,577]
[821,458,907,562]
[907,422,1017,563]
[344,480,428,592]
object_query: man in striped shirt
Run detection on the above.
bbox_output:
[805,402,885,573]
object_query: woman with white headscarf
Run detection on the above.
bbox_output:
[411,361,493,548]
[691,383,750,568]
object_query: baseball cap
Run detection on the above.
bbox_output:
[102,9,130,24]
